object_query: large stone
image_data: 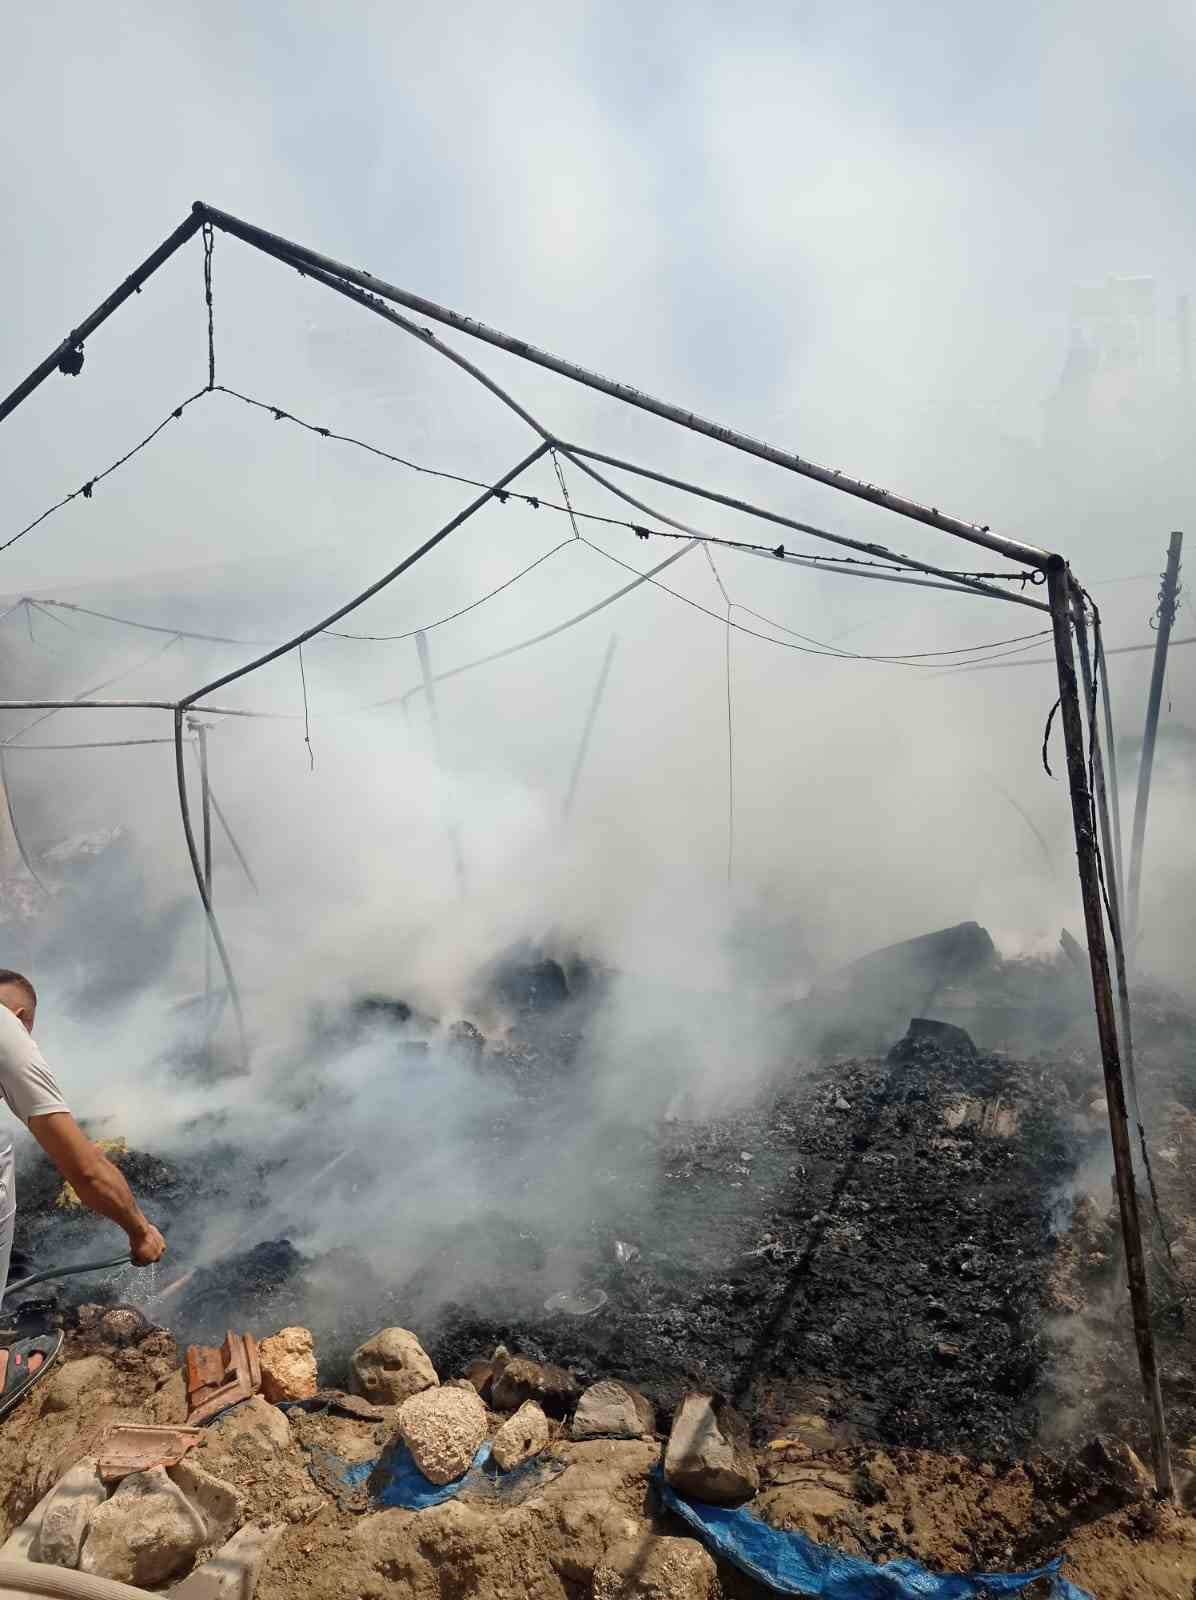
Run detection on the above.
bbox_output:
[664,1394,759,1506]
[34,1457,107,1569]
[170,1522,284,1600]
[80,1465,206,1587]
[397,1385,487,1485]
[258,1326,318,1404]
[40,1356,118,1416]
[594,1535,719,1599]
[490,1400,549,1471]
[490,1355,579,1418]
[169,1459,245,1546]
[572,1380,655,1441]
[350,1327,438,1406]
[206,1395,293,1458]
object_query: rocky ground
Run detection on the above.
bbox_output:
[5,931,1196,1595]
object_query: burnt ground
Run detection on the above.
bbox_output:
[9,948,1196,1476]
[409,1034,1082,1459]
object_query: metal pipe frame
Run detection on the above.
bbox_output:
[0,204,1176,1481]
[194,203,1053,571]
[1048,559,1172,1498]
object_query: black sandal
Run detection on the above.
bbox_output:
[0,1328,63,1420]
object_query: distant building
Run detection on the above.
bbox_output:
[1045,275,1176,460]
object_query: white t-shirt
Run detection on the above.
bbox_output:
[0,1003,70,1166]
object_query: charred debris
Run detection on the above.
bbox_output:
[10,919,1196,1478]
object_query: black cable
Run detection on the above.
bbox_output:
[1,632,182,746]
[326,538,576,640]
[2,737,177,751]
[582,538,1054,669]
[203,222,216,390]
[298,643,315,771]
[1,390,209,556]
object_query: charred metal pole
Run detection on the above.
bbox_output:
[1127,531,1184,955]
[1048,559,1172,1498]
[208,786,259,894]
[195,203,1051,572]
[562,634,618,822]
[1072,595,1141,1134]
[1095,624,1126,899]
[193,721,214,1007]
[415,630,466,897]
[0,215,203,425]
[172,709,249,1074]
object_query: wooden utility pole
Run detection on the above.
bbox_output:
[415,630,466,896]
[1048,559,1172,1498]
[1127,531,1184,953]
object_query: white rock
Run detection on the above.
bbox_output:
[350,1327,438,1405]
[572,1381,655,1441]
[664,1393,759,1506]
[397,1385,487,1485]
[258,1326,318,1404]
[80,1466,206,1587]
[169,1458,245,1546]
[34,1458,107,1569]
[490,1400,549,1471]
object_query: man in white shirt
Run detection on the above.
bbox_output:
[0,967,166,1312]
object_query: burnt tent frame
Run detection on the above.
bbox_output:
[0,201,1173,1495]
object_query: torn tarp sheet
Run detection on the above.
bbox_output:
[373,1442,493,1509]
[659,1478,1094,1600]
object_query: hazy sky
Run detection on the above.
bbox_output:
[1,0,1194,1020]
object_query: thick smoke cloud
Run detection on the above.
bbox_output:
[0,0,1193,1321]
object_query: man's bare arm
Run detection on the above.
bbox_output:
[28,1112,166,1264]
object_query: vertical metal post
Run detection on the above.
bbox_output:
[414,630,466,896]
[197,722,213,1002]
[1048,558,1172,1498]
[1127,531,1184,952]
[1096,625,1125,899]
[1072,594,1142,1132]
[562,634,618,822]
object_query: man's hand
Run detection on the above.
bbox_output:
[129,1222,166,1265]
[29,1112,167,1263]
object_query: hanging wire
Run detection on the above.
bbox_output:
[581,537,1052,669]
[1,632,183,746]
[1,390,209,556]
[297,643,315,770]
[202,222,216,390]
[551,450,582,539]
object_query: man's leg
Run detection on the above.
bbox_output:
[0,1150,13,1309]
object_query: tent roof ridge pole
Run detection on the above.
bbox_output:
[0,214,204,425]
[195,200,1054,571]
[556,443,1049,614]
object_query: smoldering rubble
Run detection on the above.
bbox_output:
[4,922,1196,1596]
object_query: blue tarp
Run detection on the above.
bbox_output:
[372,1441,493,1508]
[659,1478,1094,1600]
